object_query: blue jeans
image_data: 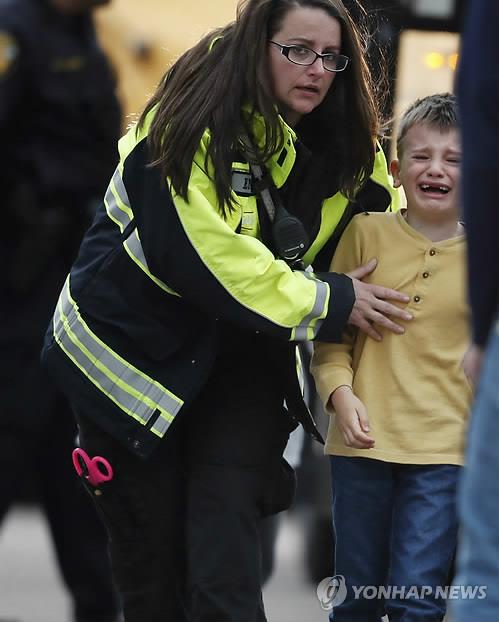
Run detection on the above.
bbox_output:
[451,322,499,622]
[329,456,460,622]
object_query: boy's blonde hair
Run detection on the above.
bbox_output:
[397,93,459,158]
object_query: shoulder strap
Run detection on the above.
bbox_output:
[242,134,309,267]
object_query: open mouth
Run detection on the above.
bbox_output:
[297,85,320,94]
[419,183,450,195]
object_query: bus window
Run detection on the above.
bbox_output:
[391,29,460,161]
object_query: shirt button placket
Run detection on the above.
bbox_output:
[415,247,438,307]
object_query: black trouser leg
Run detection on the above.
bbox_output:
[0,341,58,523]
[75,413,188,622]
[0,342,120,622]
[39,403,120,622]
[0,426,26,523]
[187,464,268,622]
[183,348,295,622]
[71,332,296,622]
[260,515,280,586]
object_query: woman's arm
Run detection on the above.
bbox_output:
[118,130,353,343]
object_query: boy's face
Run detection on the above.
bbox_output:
[390,124,461,221]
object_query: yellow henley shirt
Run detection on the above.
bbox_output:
[311,210,471,465]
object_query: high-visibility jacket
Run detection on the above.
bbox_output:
[41,110,399,458]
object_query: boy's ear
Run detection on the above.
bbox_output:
[390,159,402,188]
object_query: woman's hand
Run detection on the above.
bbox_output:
[347,259,412,341]
[330,385,374,449]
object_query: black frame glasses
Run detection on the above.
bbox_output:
[269,41,349,72]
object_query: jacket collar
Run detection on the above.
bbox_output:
[244,107,297,189]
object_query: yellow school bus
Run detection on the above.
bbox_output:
[95,0,239,122]
[391,29,460,158]
[95,2,460,134]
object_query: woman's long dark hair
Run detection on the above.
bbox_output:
[138,0,382,217]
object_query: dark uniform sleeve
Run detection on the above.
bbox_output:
[457,0,499,346]
[0,30,22,117]
[0,23,31,174]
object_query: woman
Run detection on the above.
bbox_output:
[42,0,411,620]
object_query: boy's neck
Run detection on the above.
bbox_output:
[403,209,463,242]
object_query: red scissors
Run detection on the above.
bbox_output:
[72,448,113,487]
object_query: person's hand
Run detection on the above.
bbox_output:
[330,385,374,449]
[462,343,484,388]
[347,258,412,341]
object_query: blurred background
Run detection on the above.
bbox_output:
[94,0,463,145]
[0,0,465,620]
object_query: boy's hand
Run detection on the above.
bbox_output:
[347,259,412,341]
[330,386,374,449]
[462,343,484,388]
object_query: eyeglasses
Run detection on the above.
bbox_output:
[269,41,349,72]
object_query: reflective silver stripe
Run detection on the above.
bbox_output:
[104,170,181,297]
[113,168,130,208]
[151,414,172,437]
[53,278,183,436]
[295,345,305,393]
[292,274,328,341]
[123,229,180,297]
[104,169,133,233]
